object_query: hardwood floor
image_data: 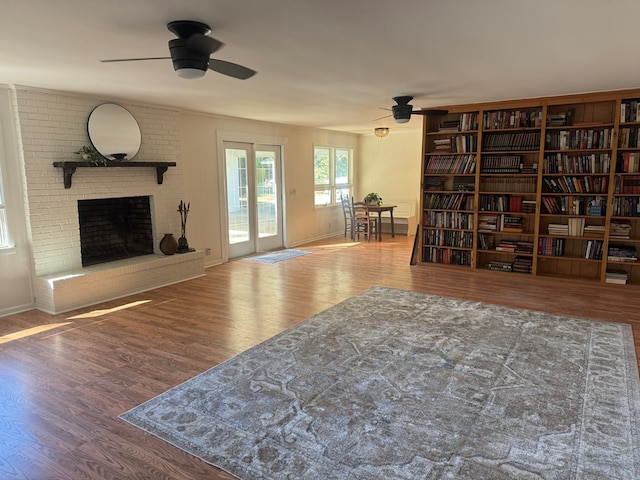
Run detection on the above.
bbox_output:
[1,234,639,479]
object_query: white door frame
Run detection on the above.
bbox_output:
[216,131,288,261]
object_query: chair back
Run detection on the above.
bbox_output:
[340,194,352,219]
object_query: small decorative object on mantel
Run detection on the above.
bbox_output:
[110,153,128,161]
[364,192,383,206]
[177,200,195,253]
[159,233,178,255]
[74,145,106,165]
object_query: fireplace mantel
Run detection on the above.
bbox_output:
[52,161,177,188]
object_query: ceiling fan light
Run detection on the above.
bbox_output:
[176,67,207,79]
[374,127,390,137]
[394,117,410,124]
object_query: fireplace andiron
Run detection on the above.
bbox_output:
[177,200,195,253]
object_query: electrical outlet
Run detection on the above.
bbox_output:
[205,248,211,255]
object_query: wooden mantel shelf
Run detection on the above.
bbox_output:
[52,161,177,188]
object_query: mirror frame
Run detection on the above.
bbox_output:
[88,103,141,161]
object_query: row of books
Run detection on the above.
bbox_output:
[485,258,533,274]
[422,229,473,248]
[494,240,534,253]
[547,109,574,126]
[608,245,638,262]
[605,270,628,284]
[538,237,565,256]
[423,211,474,230]
[610,221,632,238]
[615,175,640,194]
[543,153,611,174]
[438,113,479,132]
[487,260,513,272]
[480,177,537,193]
[423,193,474,211]
[611,197,640,217]
[425,154,476,174]
[547,223,568,235]
[480,155,523,173]
[621,100,640,123]
[483,132,541,152]
[424,176,446,191]
[541,195,606,216]
[478,213,526,232]
[479,195,534,213]
[513,256,533,273]
[545,129,613,150]
[617,152,640,173]
[423,247,471,266]
[618,127,640,148]
[542,176,608,194]
[483,110,543,130]
[584,240,604,260]
[453,179,475,192]
[433,135,477,153]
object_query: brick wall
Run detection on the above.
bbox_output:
[15,88,183,277]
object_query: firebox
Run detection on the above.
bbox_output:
[78,196,154,267]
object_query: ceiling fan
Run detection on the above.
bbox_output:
[376,96,448,123]
[101,20,257,80]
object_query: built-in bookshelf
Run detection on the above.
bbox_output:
[422,111,478,267]
[420,90,640,286]
[606,96,640,284]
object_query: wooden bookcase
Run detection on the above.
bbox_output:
[419,89,640,285]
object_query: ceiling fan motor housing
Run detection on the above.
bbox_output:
[392,104,413,123]
[168,38,209,75]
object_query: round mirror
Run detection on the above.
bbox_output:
[88,103,141,161]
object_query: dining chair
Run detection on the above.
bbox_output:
[340,194,354,239]
[352,198,378,242]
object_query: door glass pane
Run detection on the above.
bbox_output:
[256,150,277,238]
[226,148,249,244]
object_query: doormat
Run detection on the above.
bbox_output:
[246,249,311,264]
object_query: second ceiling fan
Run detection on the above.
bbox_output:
[389,96,448,123]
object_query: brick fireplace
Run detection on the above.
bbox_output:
[17,89,205,314]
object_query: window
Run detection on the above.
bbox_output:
[314,146,353,207]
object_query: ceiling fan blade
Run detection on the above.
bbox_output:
[208,59,257,80]
[412,109,449,116]
[372,113,392,121]
[187,34,224,56]
[101,57,171,63]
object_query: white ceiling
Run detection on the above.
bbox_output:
[2,0,639,134]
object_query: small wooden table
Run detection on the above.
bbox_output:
[367,205,396,241]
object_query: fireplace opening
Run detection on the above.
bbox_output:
[78,196,154,267]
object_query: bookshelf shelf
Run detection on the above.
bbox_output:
[420,90,640,285]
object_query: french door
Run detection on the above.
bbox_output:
[224,141,283,258]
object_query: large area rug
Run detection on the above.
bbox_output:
[245,249,311,264]
[120,287,640,479]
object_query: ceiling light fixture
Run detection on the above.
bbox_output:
[375,127,390,138]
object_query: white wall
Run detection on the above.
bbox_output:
[0,86,360,315]
[0,87,32,315]
[357,129,423,206]
[181,112,358,266]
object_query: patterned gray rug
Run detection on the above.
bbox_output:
[120,287,640,479]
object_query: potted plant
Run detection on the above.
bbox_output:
[364,192,383,206]
[74,145,105,164]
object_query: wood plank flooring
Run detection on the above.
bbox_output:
[1,234,639,479]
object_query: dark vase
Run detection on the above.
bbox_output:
[159,233,178,255]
